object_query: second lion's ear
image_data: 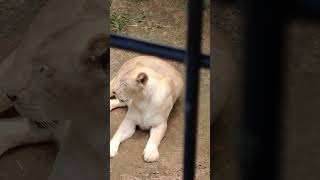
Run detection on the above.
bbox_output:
[136,72,148,85]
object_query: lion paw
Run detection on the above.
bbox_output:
[110,141,119,158]
[143,145,159,162]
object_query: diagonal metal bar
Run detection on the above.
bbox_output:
[110,33,210,68]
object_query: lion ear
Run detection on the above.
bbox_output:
[83,33,109,69]
[136,72,148,85]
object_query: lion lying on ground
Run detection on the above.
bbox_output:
[110,56,183,162]
[0,0,108,179]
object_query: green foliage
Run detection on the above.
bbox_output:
[111,12,129,33]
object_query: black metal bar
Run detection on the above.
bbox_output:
[110,34,210,68]
[183,0,204,179]
[291,0,320,20]
[240,1,287,180]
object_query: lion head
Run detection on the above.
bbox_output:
[113,68,149,103]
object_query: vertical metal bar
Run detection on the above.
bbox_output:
[105,43,110,179]
[240,1,287,180]
[183,0,204,179]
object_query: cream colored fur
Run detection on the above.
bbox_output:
[110,56,183,162]
[0,0,108,179]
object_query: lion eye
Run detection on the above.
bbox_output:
[120,82,128,87]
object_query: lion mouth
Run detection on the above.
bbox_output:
[115,95,129,103]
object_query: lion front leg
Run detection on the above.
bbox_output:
[110,117,136,158]
[143,121,167,162]
[0,117,53,157]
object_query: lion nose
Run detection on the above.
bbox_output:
[6,94,17,102]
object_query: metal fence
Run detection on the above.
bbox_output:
[226,0,320,180]
[110,0,210,179]
[111,0,320,179]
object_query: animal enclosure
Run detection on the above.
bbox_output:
[0,0,210,180]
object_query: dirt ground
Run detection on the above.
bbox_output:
[0,0,210,180]
[110,0,210,179]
